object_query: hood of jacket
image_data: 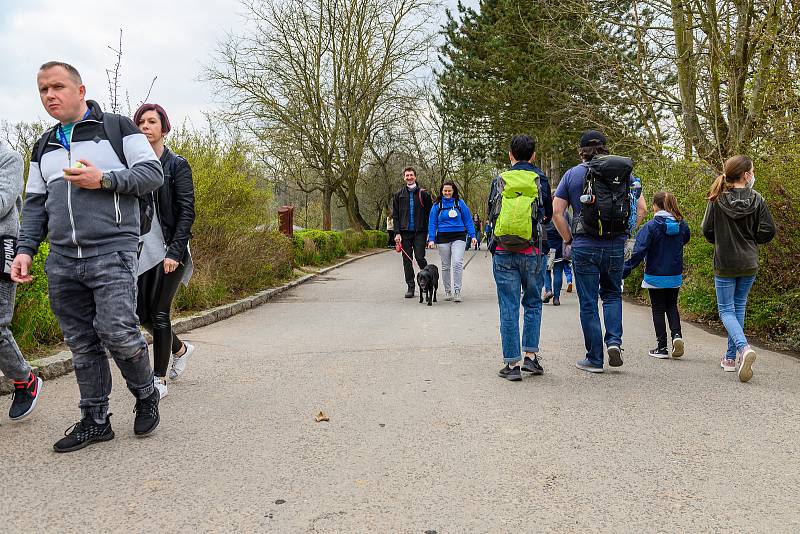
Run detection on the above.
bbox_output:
[653,211,681,236]
[718,188,758,219]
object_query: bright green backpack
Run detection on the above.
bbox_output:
[490,169,539,251]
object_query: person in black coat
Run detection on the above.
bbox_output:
[134,103,196,397]
[392,166,432,298]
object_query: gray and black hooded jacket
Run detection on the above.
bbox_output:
[701,187,776,277]
[19,100,163,259]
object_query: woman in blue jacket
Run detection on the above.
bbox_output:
[623,192,691,359]
[427,181,477,302]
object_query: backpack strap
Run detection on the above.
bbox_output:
[100,113,128,168]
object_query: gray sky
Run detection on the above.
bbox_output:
[1,0,476,128]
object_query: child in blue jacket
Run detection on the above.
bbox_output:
[623,192,691,359]
[427,181,477,302]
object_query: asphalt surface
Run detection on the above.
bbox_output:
[1,249,798,533]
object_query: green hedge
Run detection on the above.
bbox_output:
[628,155,800,351]
[10,243,62,354]
[293,229,387,266]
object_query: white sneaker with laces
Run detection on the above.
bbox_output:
[454,291,462,303]
[153,376,168,399]
[169,342,195,380]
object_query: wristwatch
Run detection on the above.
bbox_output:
[100,173,113,190]
[564,238,573,246]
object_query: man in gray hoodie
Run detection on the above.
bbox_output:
[0,144,42,421]
[12,61,164,452]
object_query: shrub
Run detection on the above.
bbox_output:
[11,243,62,355]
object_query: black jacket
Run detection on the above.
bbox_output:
[701,188,776,277]
[392,185,432,233]
[157,147,195,262]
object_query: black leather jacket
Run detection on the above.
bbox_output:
[157,147,195,262]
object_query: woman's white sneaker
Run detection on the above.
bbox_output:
[169,342,195,380]
[153,376,168,399]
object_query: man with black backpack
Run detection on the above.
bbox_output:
[392,167,433,298]
[553,130,632,373]
[11,61,164,452]
[487,135,552,381]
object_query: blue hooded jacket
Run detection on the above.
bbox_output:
[427,197,476,242]
[623,211,691,287]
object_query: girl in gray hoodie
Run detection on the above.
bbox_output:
[701,155,776,382]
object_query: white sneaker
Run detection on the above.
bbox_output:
[454,291,462,303]
[153,376,168,399]
[444,291,453,301]
[737,346,757,383]
[169,342,195,380]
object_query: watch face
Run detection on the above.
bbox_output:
[102,176,112,189]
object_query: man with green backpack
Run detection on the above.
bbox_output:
[487,135,552,381]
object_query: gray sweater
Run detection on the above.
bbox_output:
[0,144,24,239]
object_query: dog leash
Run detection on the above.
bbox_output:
[396,242,421,268]
[462,248,479,270]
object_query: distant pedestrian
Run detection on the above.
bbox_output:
[542,209,571,306]
[0,144,42,421]
[701,155,775,382]
[386,212,395,248]
[473,213,482,250]
[392,167,432,298]
[427,181,477,302]
[134,103,197,398]
[623,192,690,359]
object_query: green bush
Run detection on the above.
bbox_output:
[293,229,387,265]
[630,155,800,351]
[11,243,62,355]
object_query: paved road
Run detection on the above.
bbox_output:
[1,250,798,533]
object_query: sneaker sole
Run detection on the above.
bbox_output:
[521,367,544,375]
[608,347,623,367]
[575,363,604,374]
[672,338,685,358]
[498,372,522,381]
[53,430,115,453]
[738,351,757,383]
[649,352,670,359]
[134,414,160,437]
[723,363,737,372]
[9,377,43,421]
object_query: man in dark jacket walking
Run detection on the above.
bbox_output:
[392,167,432,298]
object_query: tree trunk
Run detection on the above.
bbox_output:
[322,186,333,230]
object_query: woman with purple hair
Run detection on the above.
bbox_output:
[134,103,196,398]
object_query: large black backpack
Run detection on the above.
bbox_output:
[574,155,633,239]
[35,113,155,236]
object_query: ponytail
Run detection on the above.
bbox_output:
[708,155,753,201]
[653,191,683,221]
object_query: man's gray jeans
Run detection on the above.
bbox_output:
[0,280,31,382]
[47,251,154,422]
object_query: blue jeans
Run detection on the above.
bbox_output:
[564,262,573,283]
[544,261,565,298]
[47,251,155,422]
[492,252,543,363]
[572,247,624,367]
[714,275,756,359]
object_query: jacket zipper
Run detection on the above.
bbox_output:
[65,127,82,258]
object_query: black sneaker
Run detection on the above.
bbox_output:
[542,291,554,303]
[53,415,115,453]
[133,390,160,436]
[608,345,624,367]
[521,356,544,375]
[498,365,522,381]
[648,347,670,359]
[9,372,42,421]
[404,286,415,298]
[552,297,561,306]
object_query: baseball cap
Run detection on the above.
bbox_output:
[580,130,607,148]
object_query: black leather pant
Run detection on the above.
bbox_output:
[137,261,185,377]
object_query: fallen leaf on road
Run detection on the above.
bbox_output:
[315,411,330,422]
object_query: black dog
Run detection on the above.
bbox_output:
[417,265,439,306]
